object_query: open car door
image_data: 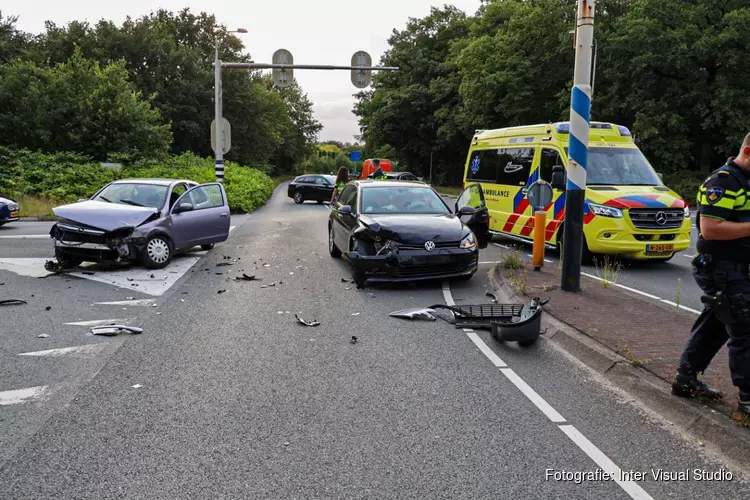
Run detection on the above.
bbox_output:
[171,183,231,249]
[455,183,490,249]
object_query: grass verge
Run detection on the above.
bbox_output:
[17,195,60,219]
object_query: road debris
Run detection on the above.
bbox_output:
[389,307,438,321]
[351,312,360,316]
[234,274,261,281]
[350,336,358,343]
[91,325,144,336]
[37,334,50,338]
[260,282,276,288]
[216,262,234,267]
[0,299,27,306]
[217,289,226,294]
[45,306,52,311]
[486,292,498,304]
[341,278,353,283]
[263,263,270,267]
[295,314,320,327]
[132,384,143,389]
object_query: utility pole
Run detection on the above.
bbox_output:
[561,0,595,293]
[212,45,399,183]
[213,28,247,184]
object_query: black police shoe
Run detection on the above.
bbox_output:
[671,373,724,400]
[739,392,750,416]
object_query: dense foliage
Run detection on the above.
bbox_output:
[355,0,750,201]
[0,148,274,213]
[0,8,322,175]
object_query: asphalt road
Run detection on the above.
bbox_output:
[0,188,746,499]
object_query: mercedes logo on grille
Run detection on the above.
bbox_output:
[424,241,436,252]
[655,212,668,225]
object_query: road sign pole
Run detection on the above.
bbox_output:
[561,0,595,292]
[214,40,224,184]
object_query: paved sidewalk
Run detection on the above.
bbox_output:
[495,256,734,410]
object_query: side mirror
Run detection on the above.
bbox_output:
[657,172,663,181]
[457,206,478,216]
[551,165,566,190]
[338,205,353,215]
[174,202,193,213]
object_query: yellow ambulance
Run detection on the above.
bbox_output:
[460,122,692,263]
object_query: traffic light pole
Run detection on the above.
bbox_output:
[561,0,596,293]
[212,52,398,184]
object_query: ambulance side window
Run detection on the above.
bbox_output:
[497,148,534,186]
[540,148,563,183]
[466,149,501,183]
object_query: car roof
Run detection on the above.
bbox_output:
[111,178,194,186]
[354,180,430,188]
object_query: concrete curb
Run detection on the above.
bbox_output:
[19,216,56,222]
[488,264,750,473]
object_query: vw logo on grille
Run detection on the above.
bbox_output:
[655,211,668,225]
[424,241,436,252]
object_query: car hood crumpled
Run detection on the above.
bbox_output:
[52,200,159,232]
[358,214,467,245]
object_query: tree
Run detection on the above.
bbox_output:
[271,80,323,175]
[0,12,30,64]
[354,5,474,184]
[0,47,171,160]
[596,0,750,174]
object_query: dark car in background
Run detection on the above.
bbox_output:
[0,195,20,226]
[328,180,490,287]
[48,178,231,270]
[287,174,337,204]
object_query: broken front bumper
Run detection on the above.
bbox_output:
[50,223,145,263]
[345,247,479,284]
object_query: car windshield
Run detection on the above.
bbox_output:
[584,147,662,186]
[360,186,450,215]
[94,183,168,210]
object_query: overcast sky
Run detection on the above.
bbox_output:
[9,1,483,143]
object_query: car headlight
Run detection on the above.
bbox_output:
[588,203,623,218]
[460,232,477,249]
[684,206,691,218]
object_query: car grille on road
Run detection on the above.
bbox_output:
[628,208,684,230]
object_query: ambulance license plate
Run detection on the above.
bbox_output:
[646,244,673,252]
[10,211,18,218]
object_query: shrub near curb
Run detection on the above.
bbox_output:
[121,153,275,213]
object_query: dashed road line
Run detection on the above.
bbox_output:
[0,234,50,239]
[18,344,105,358]
[64,319,129,327]
[443,280,655,500]
[559,425,654,499]
[93,299,156,307]
[0,386,48,405]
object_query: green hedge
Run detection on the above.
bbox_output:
[0,148,274,213]
[663,171,705,206]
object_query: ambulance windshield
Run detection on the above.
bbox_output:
[584,148,662,186]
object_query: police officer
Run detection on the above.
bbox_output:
[372,159,387,179]
[672,133,750,417]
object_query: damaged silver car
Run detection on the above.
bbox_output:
[47,179,231,270]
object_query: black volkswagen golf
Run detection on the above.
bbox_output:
[328,180,490,287]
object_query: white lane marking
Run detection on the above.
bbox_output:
[0,386,48,405]
[660,299,702,315]
[524,254,554,264]
[93,299,156,306]
[0,234,50,239]
[559,425,655,499]
[684,254,695,259]
[492,243,511,249]
[69,255,204,296]
[465,329,507,368]
[501,368,566,423]
[0,258,56,278]
[229,225,236,233]
[64,318,128,327]
[444,279,655,500]
[18,344,105,357]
